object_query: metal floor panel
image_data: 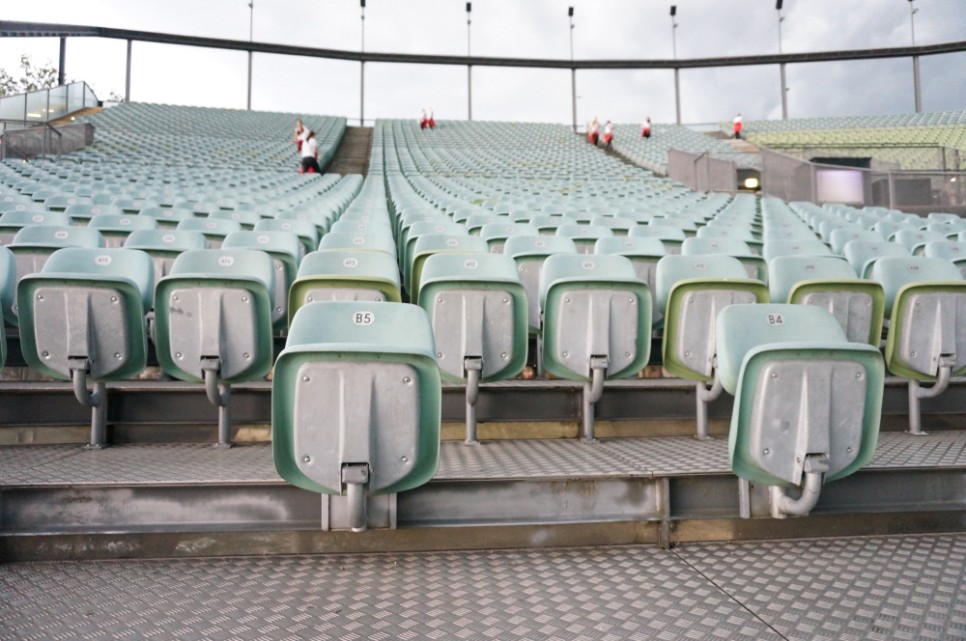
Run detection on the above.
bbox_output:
[2,535,964,641]
[676,534,966,641]
[0,544,784,641]
[2,431,966,488]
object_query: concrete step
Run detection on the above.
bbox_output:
[326,126,373,176]
[726,138,760,154]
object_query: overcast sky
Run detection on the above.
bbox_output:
[1,0,964,125]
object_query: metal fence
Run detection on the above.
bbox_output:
[761,147,966,214]
[1,122,94,160]
[667,149,737,193]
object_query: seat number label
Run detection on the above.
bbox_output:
[353,311,375,326]
[766,313,785,325]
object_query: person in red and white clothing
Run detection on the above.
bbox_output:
[603,120,615,149]
[293,119,306,153]
[641,116,652,139]
[733,113,743,139]
[299,130,322,174]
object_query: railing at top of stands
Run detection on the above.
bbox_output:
[0,80,99,128]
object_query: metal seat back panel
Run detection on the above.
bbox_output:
[19,280,147,381]
[729,344,883,487]
[662,280,768,381]
[885,284,966,380]
[273,301,440,496]
[789,280,885,346]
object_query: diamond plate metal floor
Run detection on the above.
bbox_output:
[1,431,965,487]
[2,535,963,641]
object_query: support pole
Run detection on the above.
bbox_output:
[580,356,608,442]
[360,61,365,126]
[247,0,254,111]
[571,68,577,133]
[202,358,233,448]
[58,37,66,86]
[694,373,722,440]
[907,364,952,435]
[464,356,483,445]
[467,7,473,121]
[70,360,108,449]
[769,455,828,518]
[343,464,370,532]
[780,62,788,120]
[674,68,682,125]
[246,50,253,111]
[912,55,922,114]
[125,39,132,102]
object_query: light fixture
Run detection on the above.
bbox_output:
[744,177,761,190]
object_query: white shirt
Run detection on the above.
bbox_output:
[301,137,317,159]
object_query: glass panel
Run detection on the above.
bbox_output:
[0,93,27,121]
[68,82,84,113]
[85,84,99,108]
[25,90,48,123]
[48,85,68,121]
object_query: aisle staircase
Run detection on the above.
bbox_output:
[325,126,372,176]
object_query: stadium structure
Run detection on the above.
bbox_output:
[0,19,965,641]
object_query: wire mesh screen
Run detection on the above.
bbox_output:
[667,149,736,193]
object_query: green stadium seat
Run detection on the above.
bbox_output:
[123,229,209,295]
[418,252,528,443]
[717,304,883,518]
[893,229,951,256]
[154,249,276,447]
[594,235,666,326]
[176,218,243,249]
[555,224,614,254]
[479,223,539,254]
[0,246,16,363]
[408,233,488,303]
[656,253,769,439]
[922,240,966,277]
[769,255,884,346]
[872,257,966,434]
[222,230,302,330]
[138,206,194,230]
[273,301,440,531]
[628,224,686,254]
[44,194,92,212]
[254,218,319,259]
[829,228,882,255]
[682,236,768,283]
[89,213,158,248]
[288,250,402,323]
[317,231,397,257]
[505,235,578,337]
[843,239,911,278]
[540,253,652,441]
[7,225,105,325]
[0,210,72,245]
[17,247,154,447]
[210,209,262,230]
[762,238,833,262]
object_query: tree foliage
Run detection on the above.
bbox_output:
[0,55,59,97]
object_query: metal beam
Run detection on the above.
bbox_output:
[0,378,964,439]
[2,21,964,71]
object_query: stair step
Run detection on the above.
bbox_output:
[326,126,373,176]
